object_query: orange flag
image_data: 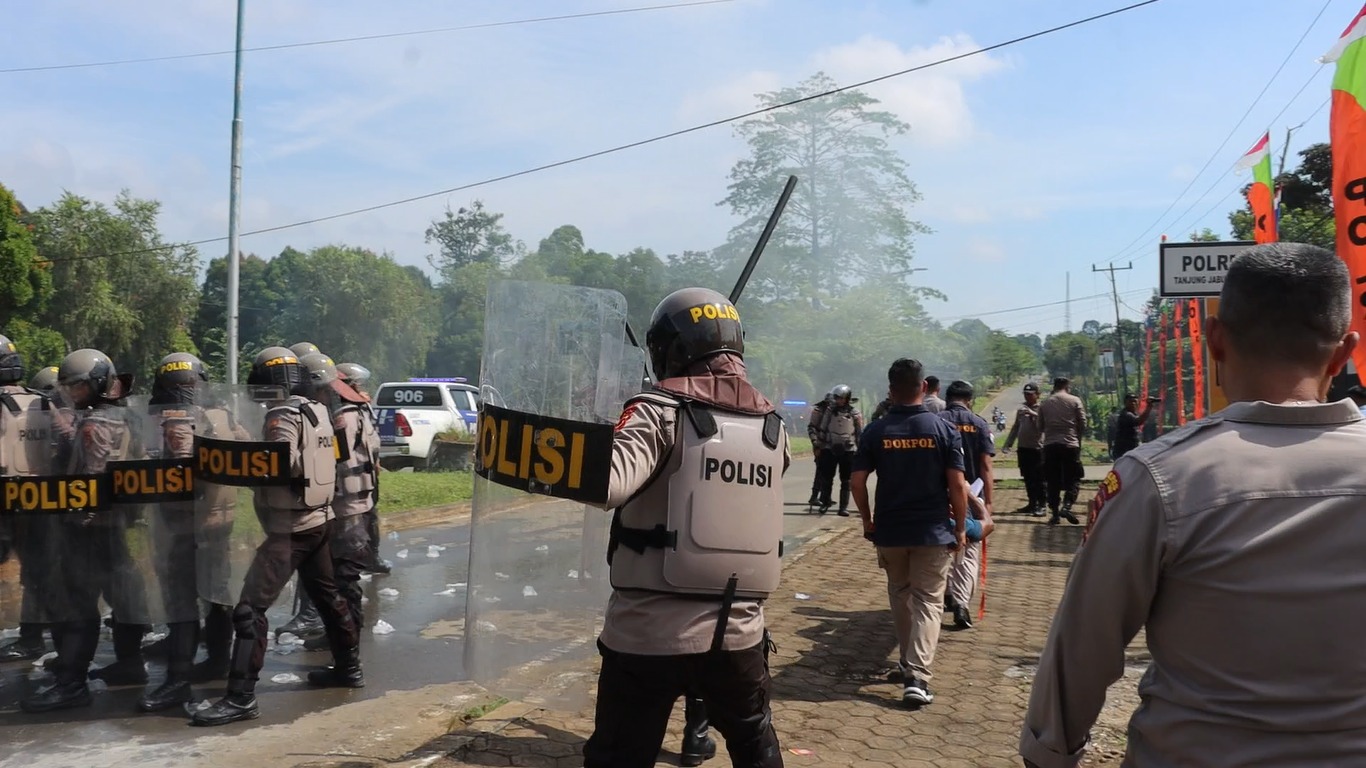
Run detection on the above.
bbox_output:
[1173,306,1186,426]
[1188,299,1205,419]
[1326,5,1366,374]
[1158,311,1168,435]
[1237,132,1279,244]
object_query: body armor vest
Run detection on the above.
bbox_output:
[334,403,379,502]
[0,386,52,477]
[821,406,859,450]
[259,397,337,511]
[609,392,786,600]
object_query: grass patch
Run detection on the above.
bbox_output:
[380,470,473,510]
[451,696,509,729]
[992,436,1111,469]
[789,436,812,455]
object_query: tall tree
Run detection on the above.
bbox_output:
[425,200,522,274]
[1230,142,1334,248]
[0,183,63,367]
[31,192,199,383]
[720,72,930,297]
[192,253,284,380]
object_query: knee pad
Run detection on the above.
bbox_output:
[231,603,259,637]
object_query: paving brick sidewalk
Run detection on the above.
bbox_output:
[426,488,1105,767]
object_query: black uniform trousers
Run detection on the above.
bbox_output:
[328,513,374,633]
[583,640,783,768]
[234,521,358,686]
[815,448,854,506]
[1016,447,1046,508]
[1042,444,1084,512]
[51,518,150,683]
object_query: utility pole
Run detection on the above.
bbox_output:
[1065,272,1071,332]
[1093,262,1133,400]
[225,0,246,384]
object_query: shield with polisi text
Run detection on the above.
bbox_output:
[464,280,626,707]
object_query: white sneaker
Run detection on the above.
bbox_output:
[903,677,934,705]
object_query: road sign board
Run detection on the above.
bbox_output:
[1158,241,1255,297]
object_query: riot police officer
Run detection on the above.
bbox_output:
[811,384,861,516]
[22,349,149,712]
[192,347,362,727]
[136,353,246,711]
[295,353,377,651]
[337,362,390,576]
[28,365,58,392]
[584,287,788,768]
[0,336,55,662]
[290,341,322,359]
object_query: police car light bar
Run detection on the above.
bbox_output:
[781,400,808,407]
[409,377,468,383]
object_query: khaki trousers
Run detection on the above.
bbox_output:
[946,540,981,608]
[877,545,952,680]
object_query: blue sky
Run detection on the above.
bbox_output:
[2,0,1358,337]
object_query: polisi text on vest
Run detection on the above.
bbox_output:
[702,457,774,487]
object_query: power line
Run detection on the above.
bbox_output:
[0,0,736,74]
[1097,0,1335,265]
[936,288,1149,323]
[40,0,1164,265]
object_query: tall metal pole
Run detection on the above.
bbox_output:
[225,0,246,384]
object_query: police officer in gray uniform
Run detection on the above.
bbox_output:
[811,384,861,516]
[1021,243,1366,767]
[0,336,56,662]
[192,347,361,726]
[585,287,789,768]
[337,361,391,576]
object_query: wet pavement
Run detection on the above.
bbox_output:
[0,458,842,767]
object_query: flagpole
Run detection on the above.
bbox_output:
[226,0,246,385]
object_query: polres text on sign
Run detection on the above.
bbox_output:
[1159,241,1254,298]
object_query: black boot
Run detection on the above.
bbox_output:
[276,589,323,639]
[363,512,392,575]
[193,609,263,726]
[192,604,233,682]
[0,623,46,661]
[140,621,197,712]
[90,622,148,685]
[837,487,851,517]
[21,679,92,713]
[681,696,717,767]
[307,646,364,688]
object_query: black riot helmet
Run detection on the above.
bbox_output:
[150,352,208,406]
[0,334,22,385]
[645,287,745,380]
[248,346,306,400]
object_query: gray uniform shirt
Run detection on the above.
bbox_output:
[596,397,791,656]
[1003,403,1043,451]
[1021,399,1366,768]
[1039,391,1086,448]
[923,394,946,414]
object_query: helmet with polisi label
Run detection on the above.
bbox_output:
[645,287,744,380]
[248,346,306,400]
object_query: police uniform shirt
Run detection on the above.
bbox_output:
[1039,391,1087,448]
[1004,403,1044,451]
[71,404,127,474]
[332,406,373,519]
[923,394,946,414]
[939,403,995,486]
[853,404,964,547]
[599,397,791,656]
[1021,400,1366,768]
[255,405,328,533]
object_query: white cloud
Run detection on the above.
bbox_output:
[964,237,1007,264]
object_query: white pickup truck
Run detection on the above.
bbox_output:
[374,378,479,470]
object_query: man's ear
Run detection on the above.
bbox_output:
[1328,331,1359,377]
[1205,315,1226,363]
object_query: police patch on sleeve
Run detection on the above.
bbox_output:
[1083,469,1122,543]
[613,404,638,432]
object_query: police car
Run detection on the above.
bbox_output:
[374,378,479,470]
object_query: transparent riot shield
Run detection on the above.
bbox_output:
[465,280,627,708]
[0,388,64,647]
[194,385,269,612]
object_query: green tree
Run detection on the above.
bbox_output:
[1043,331,1099,382]
[0,183,53,330]
[192,253,284,380]
[425,200,522,273]
[1229,142,1334,249]
[720,72,930,296]
[31,192,200,384]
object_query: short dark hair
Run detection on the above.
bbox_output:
[888,358,924,399]
[1219,243,1351,366]
[924,375,940,392]
[1052,377,1069,391]
[945,380,974,402]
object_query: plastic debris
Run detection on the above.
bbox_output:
[535,544,550,552]
[33,651,57,668]
[448,582,467,589]
[142,631,168,645]
[277,632,304,646]
[185,699,213,715]
[494,572,510,580]
[271,673,303,684]
[373,620,395,635]
[361,596,370,604]
[396,548,410,559]
[427,546,441,558]
[0,627,20,640]
[378,587,400,598]
[566,570,580,579]
[358,573,373,583]
[794,593,812,601]
[788,748,814,756]
[88,679,108,694]
[435,588,458,596]
[475,620,498,633]
[482,596,501,604]
[388,531,400,540]
[522,586,538,598]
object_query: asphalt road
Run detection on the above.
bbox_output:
[0,459,847,767]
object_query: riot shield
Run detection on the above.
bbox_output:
[193,385,270,611]
[465,280,626,707]
[0,388,65,643]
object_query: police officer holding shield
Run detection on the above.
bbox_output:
[584,287,788,768]
[337,361,391,576]
[192,347,361,726]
